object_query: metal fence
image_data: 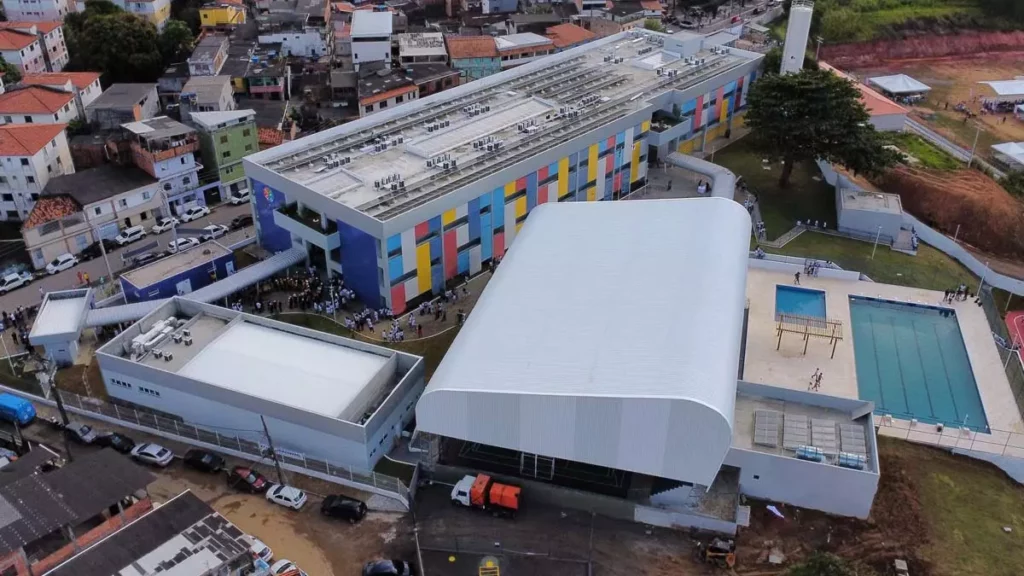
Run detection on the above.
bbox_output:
[980,287,1024,423]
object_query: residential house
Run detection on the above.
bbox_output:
[446,36,500,81]
[358,68,418,117]
[1,0,73,22]
[0,123,72,220]
[350,10,392,70]
[157,63,191,109]
[256,0,332,58]
[407,63,460,99]
[482,0,516,14]
[180,76,236,117]
[0,27,46,74]
[222,34,257,94]
[588,2,646,32]
[245,53,290,101]
[108,0,172,29]
[45,491,262,576]
[495,32,554,69]
[85,83,160,130]
[190,109,257,201]
[575,0,607,16]
[121,116,207,211]
[21,71,102,117]
[0,86,77,125]
[397,32,447,66]
[199,0,247,29]
[545,22,596,51]
[0,448,155,576]
[506,12,566,35]
[0,22,68,71]
[188,34,230,76]
[640,0,663,17]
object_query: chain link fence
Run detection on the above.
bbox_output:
[980,287,1024,423]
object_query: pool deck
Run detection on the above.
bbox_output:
[744,267,1024,454]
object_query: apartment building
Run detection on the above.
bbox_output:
[1,0,74,22]
[109,0,172,29]
[188,34,229,76]
[350,10,391,70]
[0,27,46,74]
[122,116,205,214]
[21,71,102,116]
[190,109,257,201]
[180,75,236,116]
[0,122,72,220]
[0,22,68,71]
[0,85,77,125]
[397,32,447,66]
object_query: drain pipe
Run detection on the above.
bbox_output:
[665,152,737,200]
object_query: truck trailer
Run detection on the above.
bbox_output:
[451,474,521,518]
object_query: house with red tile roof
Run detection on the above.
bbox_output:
[820,62,907,132]
[0,28,46,74]
[0,85,78,125]
[21,72,102,116]
[445,36,500,81]
[545,23,597,51]
[0,123,73,221]
[0,22,69,71]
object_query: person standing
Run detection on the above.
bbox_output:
[794,272,801,285]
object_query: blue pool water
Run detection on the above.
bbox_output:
[775,286,827,318]
[849,297,988,431]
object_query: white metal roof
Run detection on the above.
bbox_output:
[188,110,256,130]
[981,79,1024,97]
[29,289,89,343]
[867,74,930,95]
[351,11,392,37]
[417,198,751,486]
[992,141,1024,168]
[178,322,390,418]
[494,33,552,50]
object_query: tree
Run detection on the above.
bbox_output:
[1002,171,1024,199]
[644,19,665,32]
[72,12,163,84]
[786,553,856,576]
[744,67,900,187]
[159,19,195,63]
[0,55,20,84]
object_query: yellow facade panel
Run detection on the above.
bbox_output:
[416,243,431,294]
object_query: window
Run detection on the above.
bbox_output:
[138,386,160,397]
[180,157,186,164]
[396,94,403,103]
[219,135,228,144]
[0,177,6,184]
[244,144,253,152]
[163,182,172,191]
[5,210,17,219]
[30,193,38,201]
[379,101,387,109]
[50,139,56,148]
[111,378,131,389]
[25,176,34,184]
[183,176,191,185]
[118,199,127,208]
[2,117,10,123]
[242,128,250,137]
[222,150,231,159]
[19,159,28,166]
[142,191,151,200]
[93,207,101,216]
[364,105,372,114]
[1,194,12,202]
[23,117,32,123]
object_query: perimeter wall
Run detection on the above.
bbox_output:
[819,31,1024,67]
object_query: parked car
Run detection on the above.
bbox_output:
[228,189,251,205]
[227,466,270,493]
[180,205,211,223]
[64,421,98,444]
[243,535,273,564]
[320,494,367,524]
[130,443,174,467]
[182,449,225,473]
[129,252,161,268]
[46,253,79,275]
[270,560,307,576]
[199,224,228,242]
[362,560,416,576]
[680,19,698,28]
[0,393,35,426]
[151,217,180,234]
[167,237,200,254]
[94,432,136,454]
[230,214,253,229]
[266,484,307,510]
[79,238,118,261]
[114,225,147,246]
[0,271,33,294]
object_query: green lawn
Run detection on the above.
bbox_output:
[769,231,977,291]
[888,132,961,171]
[714,139,835,240]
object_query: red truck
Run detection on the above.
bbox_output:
[451,474,521,518]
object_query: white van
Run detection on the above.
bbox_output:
[114,225,146,246]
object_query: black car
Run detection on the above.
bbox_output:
[362,560,415,576]
[79,239,118,261]
[132,252,162,267]
[230,214,253,229]
[320,494,367,524]
[94,432,136,454]
[227,466,270,493]
[183,449,226,473]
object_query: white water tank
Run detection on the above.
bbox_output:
[781,0,814,75]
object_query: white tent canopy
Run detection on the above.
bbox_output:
[980,80,1024,102]
[867,74,931,95]
[992,142,1024,169]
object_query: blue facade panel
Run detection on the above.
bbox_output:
[123,253,236,303]
[338,220,382,308]
[251,179,291,252]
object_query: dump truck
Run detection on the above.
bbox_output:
[451,474,521,518]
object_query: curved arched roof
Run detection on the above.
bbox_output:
[417,198,751,486]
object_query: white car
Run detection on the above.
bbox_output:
[45,253,79,275]
[199,224,228,242]
[243,535,273,563]
[266,484,308,510]
[167,237,200,254]
[270,560,308,576]
[130,443,174,467]
[0,271,32,294]
[151,217,179,234]
[180,205,211,223]
[228,189,251,205]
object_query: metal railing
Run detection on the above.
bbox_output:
[979,287,1024,423]
[877,416,1024,459]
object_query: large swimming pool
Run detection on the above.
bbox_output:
[775,285,827,318]
[849,297,988,431]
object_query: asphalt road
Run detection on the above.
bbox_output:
[0,202,255,312]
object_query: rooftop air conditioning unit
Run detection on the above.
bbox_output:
[164,352,174,361]
[153,349,164,359]
[391,183,397,191]
[172,333,183,344]
[183,335,193,346]
[399,180,406,188]
[182,329,190,337]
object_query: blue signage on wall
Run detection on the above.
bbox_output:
[251,179,292,252]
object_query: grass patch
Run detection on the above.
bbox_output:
[770,231,977,291]
[714,139,835,240]
[879,436,1024,576]
[888,132,961,170]
[927,113,1002,163]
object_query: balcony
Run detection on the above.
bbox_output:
[273,203,340,251]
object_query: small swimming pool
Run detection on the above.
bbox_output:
[775,286,827,318]
[849,297,988,431]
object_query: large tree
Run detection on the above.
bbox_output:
[159,19,195,63]
[744,67,900,188]
[72,13,163,83]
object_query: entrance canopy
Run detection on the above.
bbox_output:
[867,74,930,95]
[992,142,1024,170]
[980,80,1024,102]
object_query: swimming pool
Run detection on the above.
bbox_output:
[775,286,827,318]
[849,297,988,431]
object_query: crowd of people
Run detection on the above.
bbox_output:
[0,307,33,351]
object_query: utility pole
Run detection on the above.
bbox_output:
[95,227,115,286]
[870,225,882,260]
[49,359,73,462]
[260,415,285,485]
[967,124,981,168]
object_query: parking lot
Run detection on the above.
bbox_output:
[16,404,417,576]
